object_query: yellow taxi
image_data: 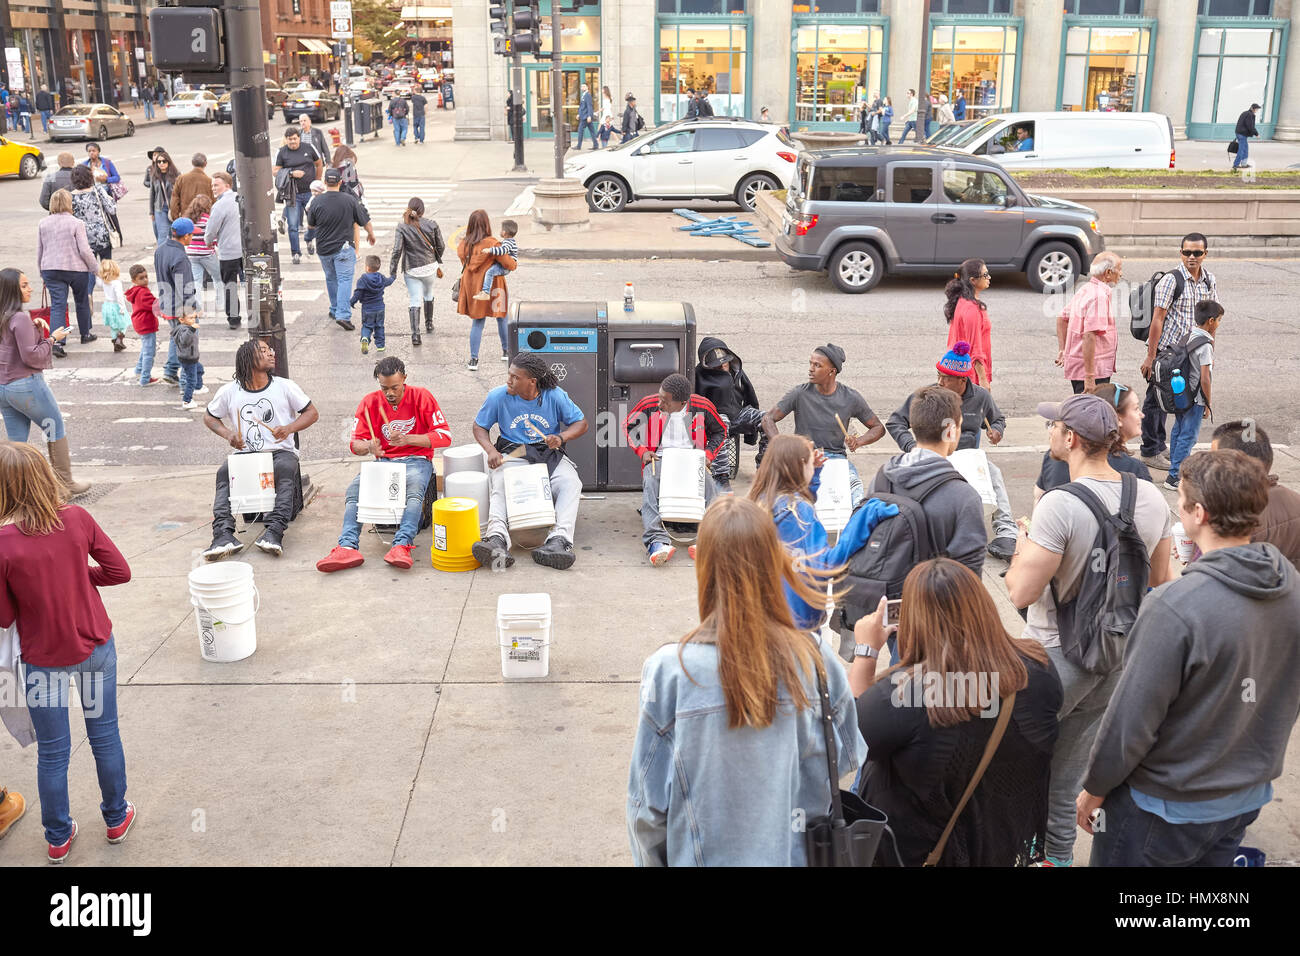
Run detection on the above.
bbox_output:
[0,134,45,179]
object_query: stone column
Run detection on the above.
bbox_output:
[754,0,792,125]
[620,0,655,125]
[1019,0,1064,112]
[885,0,925,142]
[452,0,491,140]
[1272,0,1300,140]
[1148,0,1197,140]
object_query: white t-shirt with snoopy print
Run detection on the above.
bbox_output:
[206,377,312,455]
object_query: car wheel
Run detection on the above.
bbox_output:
[169,119,177,124]
[735,173,779,212]
[1026,241,1081,294]
[125,121,135,137]
[18,154,39,180]
[828,242,884,294]
[97,125,108,140]
[586,174,628,213]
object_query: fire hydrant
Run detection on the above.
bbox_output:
[329,127,342,148]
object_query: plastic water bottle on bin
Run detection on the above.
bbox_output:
[623,282,635,312]
[1171,368,1189,410]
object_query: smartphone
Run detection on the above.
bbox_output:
[885,599,902,627]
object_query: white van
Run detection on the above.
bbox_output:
[938,111,1175,170]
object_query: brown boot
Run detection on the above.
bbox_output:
[47,436,91,498]
[0,788,26,840]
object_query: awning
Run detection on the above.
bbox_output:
[298,38,333,55]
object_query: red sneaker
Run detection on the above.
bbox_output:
[47,820,77,864]
[384,544,414,569]
[317,546,365,573]
[106,803,136,844]
[688,545,697,561]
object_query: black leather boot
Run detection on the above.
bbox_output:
[409,307,422,346]
[423,299,434,333]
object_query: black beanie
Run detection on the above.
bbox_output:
[814,343,845,373]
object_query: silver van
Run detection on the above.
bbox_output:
[775,146,1106,294]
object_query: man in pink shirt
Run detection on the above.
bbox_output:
[1055,252,1123,394]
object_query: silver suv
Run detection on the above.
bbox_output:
[775,146,1105,294]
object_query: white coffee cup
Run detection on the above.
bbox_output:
[1172,521,1194,563]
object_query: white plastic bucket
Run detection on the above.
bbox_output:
[504,461,556,532]
[443,443,488,478]
[658,448,707,523]
[227,452,276,514]
[815,458,852,535]
[498,592,552,679]
[445,471,490,533]
[188,562,259,663]
[357,460,406,524]
[947,449,997,508]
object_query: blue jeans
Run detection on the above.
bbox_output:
[392,116,408,144]
[25,636,130,846]
[575,118,598,149]
[284,191,310,256]
[320,245,357,320]
[338,456,433,547]
[1168,404,1202,483]
[41,268,93,337]
[1090,784,1260,867]
[143,99,155,119]
[135,331,157,384]
[152,209,171,244]
[180,360,204,403]
[1233,134,1249,169]
[898,120,917,143]
[362,309,385,348]
[482,261,509,295]
[413,115,425,142]
[0,372,65,441]
[470,315,509,360]
[163,318,179,380]
[39,109,52,132]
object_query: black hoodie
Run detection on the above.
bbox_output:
[694,336,760,426]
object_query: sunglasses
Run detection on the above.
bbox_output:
[977,272,991,279]
[1110,383,1130,408]
[1180,249,1206,258]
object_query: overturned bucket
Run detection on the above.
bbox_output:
[188,561,259,663]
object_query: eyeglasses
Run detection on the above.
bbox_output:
[1180,249,1206,258]
[977,272,991,279]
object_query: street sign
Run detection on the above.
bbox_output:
[330,1,353,40]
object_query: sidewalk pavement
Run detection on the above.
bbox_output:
[3,417,1299,866]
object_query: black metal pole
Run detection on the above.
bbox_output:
[343,44,355,147]
[549,4,563,177]
[511,49,525,171]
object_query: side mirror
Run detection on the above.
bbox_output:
[988,141,1005,155]
[875,188,885,202]
[1002,194,1015,208]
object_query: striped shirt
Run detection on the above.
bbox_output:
[1154,263,1218,350]
[186,214,215,257]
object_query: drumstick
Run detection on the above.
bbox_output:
[524,421,547,442]
[363,406,385,459]
[835,413,857,451]
[506,445,527,459]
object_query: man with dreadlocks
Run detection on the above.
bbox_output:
[470,352,588,570]
[202,340,319,558]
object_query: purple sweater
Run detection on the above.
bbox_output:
[36,213,97,274]
[0,311,53,385]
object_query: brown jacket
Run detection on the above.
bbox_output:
[170,167,213,221]
[456,236,515,320]
[1256,478,1300,572]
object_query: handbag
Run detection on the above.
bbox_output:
[108,180,128,201]
[1227,139,1239,154]
[805,659,893,867]
[922,690,1016,867]
[29,285,52,330]
[406,220,442,278]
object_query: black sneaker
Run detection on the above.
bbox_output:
[986,536,1016,562]
[335,318,356,331]
[292,254,301,265]
[80,333,98,344]
[532,537,576,570]
[471,535,513,569]
[306,240,315,256]
[254,528,283,556]
[161,375,179,386]
[203,531,242,561]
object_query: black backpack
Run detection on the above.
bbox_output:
[1129,269,1184,342]
[838,470,965,633]
[390,98,408,119]
[1150,329,1206,414]
[1050,473,1151,676]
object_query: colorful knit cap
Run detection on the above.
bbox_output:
[937,341,973,379]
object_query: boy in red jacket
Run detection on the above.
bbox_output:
[124,264,159,386]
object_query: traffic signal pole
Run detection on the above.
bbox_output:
[512,50,526,171]
[549,3,564,177]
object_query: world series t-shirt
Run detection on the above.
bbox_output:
[775,382,874,455]
[206,377,312,455]
[474,385,585,447]
[350,386,451,460]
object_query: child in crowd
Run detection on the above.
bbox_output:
[97,258,128,352]
[304,179,326,256]
[1166,300,1222,490]
[349,254,397,354]
[173,308,204,410]
[472,219,518,302]
[125,264,159,386]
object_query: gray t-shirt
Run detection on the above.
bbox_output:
[775,382,874,454]
[1187,329,1213,407]
[1022,476,1172,648]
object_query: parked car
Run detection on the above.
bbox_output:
[418,69,441,91]
[0,135,45,179]
[283,91,342,122]
[166,90,219,124]
[564,117,797,214]
[775,146,1105,294]
[217,92,279,123]
[382,79,416,99]
[939,111,1176,170]
[47,104,135,142]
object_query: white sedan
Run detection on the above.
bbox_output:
[564,117,797,213]
[166,90,219,124]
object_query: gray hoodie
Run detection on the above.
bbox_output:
[1083,543,1300,802]
[869,448,987,576]
[886,378,1006,453]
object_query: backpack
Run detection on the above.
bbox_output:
[838,469,965,631]
[338,160,364,199]
[1129,269,1184,342]
[390,98,408,119]
[1151,329,1208,414]
[1049,473,1151,676]
[226,158,238,193]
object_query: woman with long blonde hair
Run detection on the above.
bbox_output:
[627,495,866,866]
[0,441,134,863]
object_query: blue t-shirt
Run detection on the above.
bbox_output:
[1131,782,1272,825]
[474,384,584,446]
[1016,137,1035,151]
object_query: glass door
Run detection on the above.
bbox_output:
[526,64,600,138]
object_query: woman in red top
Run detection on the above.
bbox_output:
[0,441,134,862]
[944,258,993,388]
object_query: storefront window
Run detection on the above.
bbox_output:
[929,24,1017,117]
[1198,1,1272,14]
[539,16,601,55]
[792,1,880,12]
[1191,25,1283,128]
[1068,1,1143,12]
[658,1,747,12]
[659,22,748,122]
[1061,24,1150,112]
[793,23,884,125]
[929,1,1011,12]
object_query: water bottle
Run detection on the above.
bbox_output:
[623,282,635,312]
[1171,368,1189,411]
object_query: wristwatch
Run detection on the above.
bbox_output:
[853,645,880,659]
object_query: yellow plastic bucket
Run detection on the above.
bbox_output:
[431,496,481,572]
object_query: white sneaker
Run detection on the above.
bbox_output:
[191,386,209,396]
[180,400,200,410]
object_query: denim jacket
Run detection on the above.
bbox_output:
[627,637,867,866]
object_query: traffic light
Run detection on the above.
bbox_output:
[490,1,511,56]
[512,0,541,57]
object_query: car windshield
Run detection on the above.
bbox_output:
[175,93,203,101]
[944,117,1002,149]
[57,106,95,115]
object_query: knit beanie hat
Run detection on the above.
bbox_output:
[937,341,973,379]
[814,342,845,373]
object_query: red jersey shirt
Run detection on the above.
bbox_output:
[948,296,992,385]
[125,282,158,335]
[350,386,452,459]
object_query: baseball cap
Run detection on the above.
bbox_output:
[702,346,735,369]
[323,167,342,184]
[171,217,195,237]
[1036,393,1118,443]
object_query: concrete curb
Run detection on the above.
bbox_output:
[519,245,775,262]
